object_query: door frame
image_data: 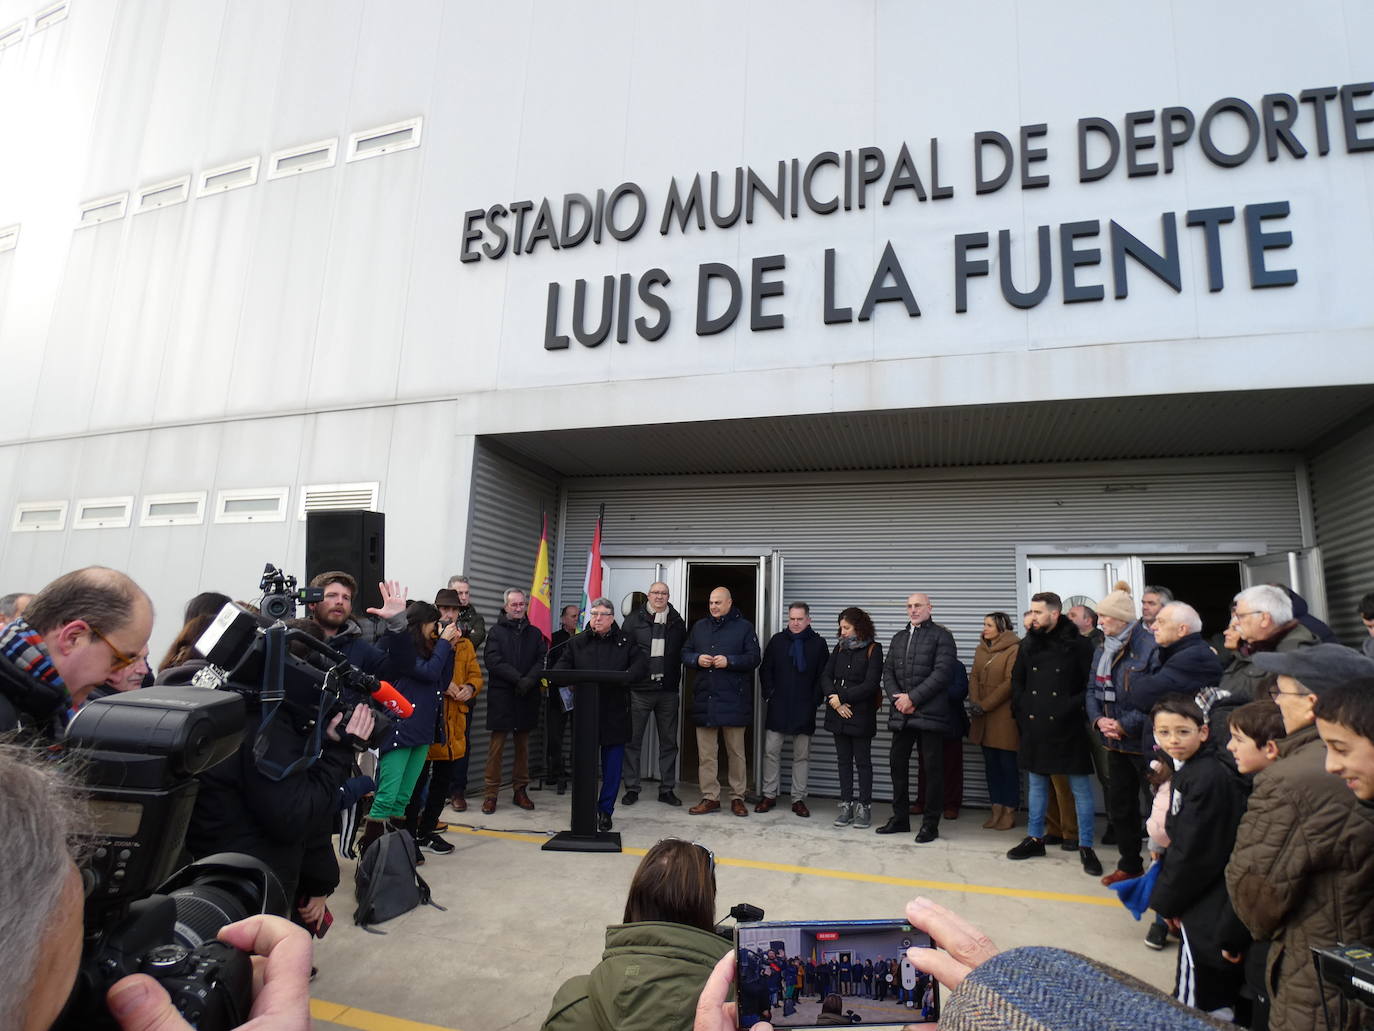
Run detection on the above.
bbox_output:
[1017,541,1266,618]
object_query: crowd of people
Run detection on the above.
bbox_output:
[2,566,1373,1030]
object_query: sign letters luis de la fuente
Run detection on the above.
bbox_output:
[457,82,1374,350]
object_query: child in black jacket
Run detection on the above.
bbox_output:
[1147,696,1250,1020]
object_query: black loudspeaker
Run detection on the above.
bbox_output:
[305,510,385,615]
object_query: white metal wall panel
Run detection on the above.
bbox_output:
[559,460,1305,804]
[460,441,561,798]
[1309,419,1374,644]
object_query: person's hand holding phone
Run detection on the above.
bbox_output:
[695,951,774,1031]
[904,896,1001,990]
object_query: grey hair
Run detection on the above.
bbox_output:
[1162,601,1203,634]
[1142,585,1175,602]
[0,592,30,619]
[502,587,526,606]
[0,743,86,1024]
[1234,584,1293,624]
[589,596,615,613]
[448,575,470,589]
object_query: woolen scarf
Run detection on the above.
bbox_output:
[648,606,668,682]
[787,628,810,672]
[1095,622,1133,686]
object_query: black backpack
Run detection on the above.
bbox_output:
[352,828,444,932]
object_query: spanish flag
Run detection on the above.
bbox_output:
[528,512,553,643]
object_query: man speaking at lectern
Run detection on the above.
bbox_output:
[554,597,648,831]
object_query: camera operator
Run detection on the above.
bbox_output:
[185,682,377,905]
[306,572,412,679]
[0,567,154,740]
[0,743,313,1031]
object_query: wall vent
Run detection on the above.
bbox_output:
[135,176,190,213]
[0,224,18,253]
[214,487,288,524]
[12,500,67,532]
[140,491,206,526]
[298,481,379,519]
[267,138,337,180]
[346,117,422,163]
[0,20,24,49]
[77,192,127,227]
[73,496,133,530]
[31,2,68,33]
[197,157,259,197]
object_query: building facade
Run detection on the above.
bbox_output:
[1,0,1371,799]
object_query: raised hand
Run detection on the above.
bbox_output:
[367,580,408,620]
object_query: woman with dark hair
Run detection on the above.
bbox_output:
[155,614,216,684]
[968,611,1021,830]
[543,838,725,1030]
[817,992,848,1025]
[183,590,232,623]
[826,606,883,830]
[357,601,456,855]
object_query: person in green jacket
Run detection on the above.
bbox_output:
[543,838,728,1031]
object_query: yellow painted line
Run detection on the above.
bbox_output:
[312,998,461,1031]
[446,824,1119,908]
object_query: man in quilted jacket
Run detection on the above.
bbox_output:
[1225,644,1374,1031]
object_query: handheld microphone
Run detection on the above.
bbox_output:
[371,681,413,718]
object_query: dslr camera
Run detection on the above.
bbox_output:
[258,563,324,621]
[57,687,288,1030]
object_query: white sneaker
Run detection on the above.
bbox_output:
[833,801,855,827]
[853,803,872,829]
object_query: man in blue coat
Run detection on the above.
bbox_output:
[757,602,828,817]
[1122,601,1224,755]
[684,587,760,817]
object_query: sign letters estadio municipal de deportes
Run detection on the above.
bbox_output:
[457,81,1374,350]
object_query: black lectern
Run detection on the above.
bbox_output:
[539,668,632,853]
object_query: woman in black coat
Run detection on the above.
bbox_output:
[825,606,883,830]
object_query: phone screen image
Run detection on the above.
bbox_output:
[734,919,938,1028]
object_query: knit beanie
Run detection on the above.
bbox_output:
[1095,581,1137,623]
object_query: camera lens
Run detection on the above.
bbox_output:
[160,856,287,948]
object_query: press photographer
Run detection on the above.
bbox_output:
[0,567,154,739]
[0,742,313,1031]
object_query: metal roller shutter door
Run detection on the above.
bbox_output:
[1309,420,1374,643]
[460,442,560,799]
[559,461,1305,805]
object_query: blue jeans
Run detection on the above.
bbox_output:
[599,744,625,815]
[1027,772,1095,846]
[980,747,1019,807]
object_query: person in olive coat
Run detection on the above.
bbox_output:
[553,597,648,831]
[825,606,883,830]
[757,601,829,817]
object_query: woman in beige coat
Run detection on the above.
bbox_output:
[968,612,1020,830]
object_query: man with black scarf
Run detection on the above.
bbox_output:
[619,582,687,807]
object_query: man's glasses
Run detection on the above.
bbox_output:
[88,624,139,672]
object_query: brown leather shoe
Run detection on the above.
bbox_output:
[754,795,777,813]
[450,794,468,813]
[791,800,811,818]
[944,807,959,820]
[908,803,925,815]
[731,798,749,817]
[1100,869,1137,888]
[513,787,535,810]
[689,798,721,815]
[481,797,497,814]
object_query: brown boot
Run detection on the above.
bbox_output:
[357,818,386,855]
[994,806,1016,831]
[513,787,535,810]
[982,805,1002,829]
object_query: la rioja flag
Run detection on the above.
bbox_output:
[527,512,553,643]
[578,505,604,628]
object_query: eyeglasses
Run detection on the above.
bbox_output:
[590,609,614,618]
[1234,610,1263,620]
[88,624,140,673]
[1267,683,1308,699]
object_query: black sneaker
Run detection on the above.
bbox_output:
[1144,921,1169,950]
[1006,836,1047,860]
[622,790,639,806]
[1079,847,1103,876]
[420,833,455,855]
